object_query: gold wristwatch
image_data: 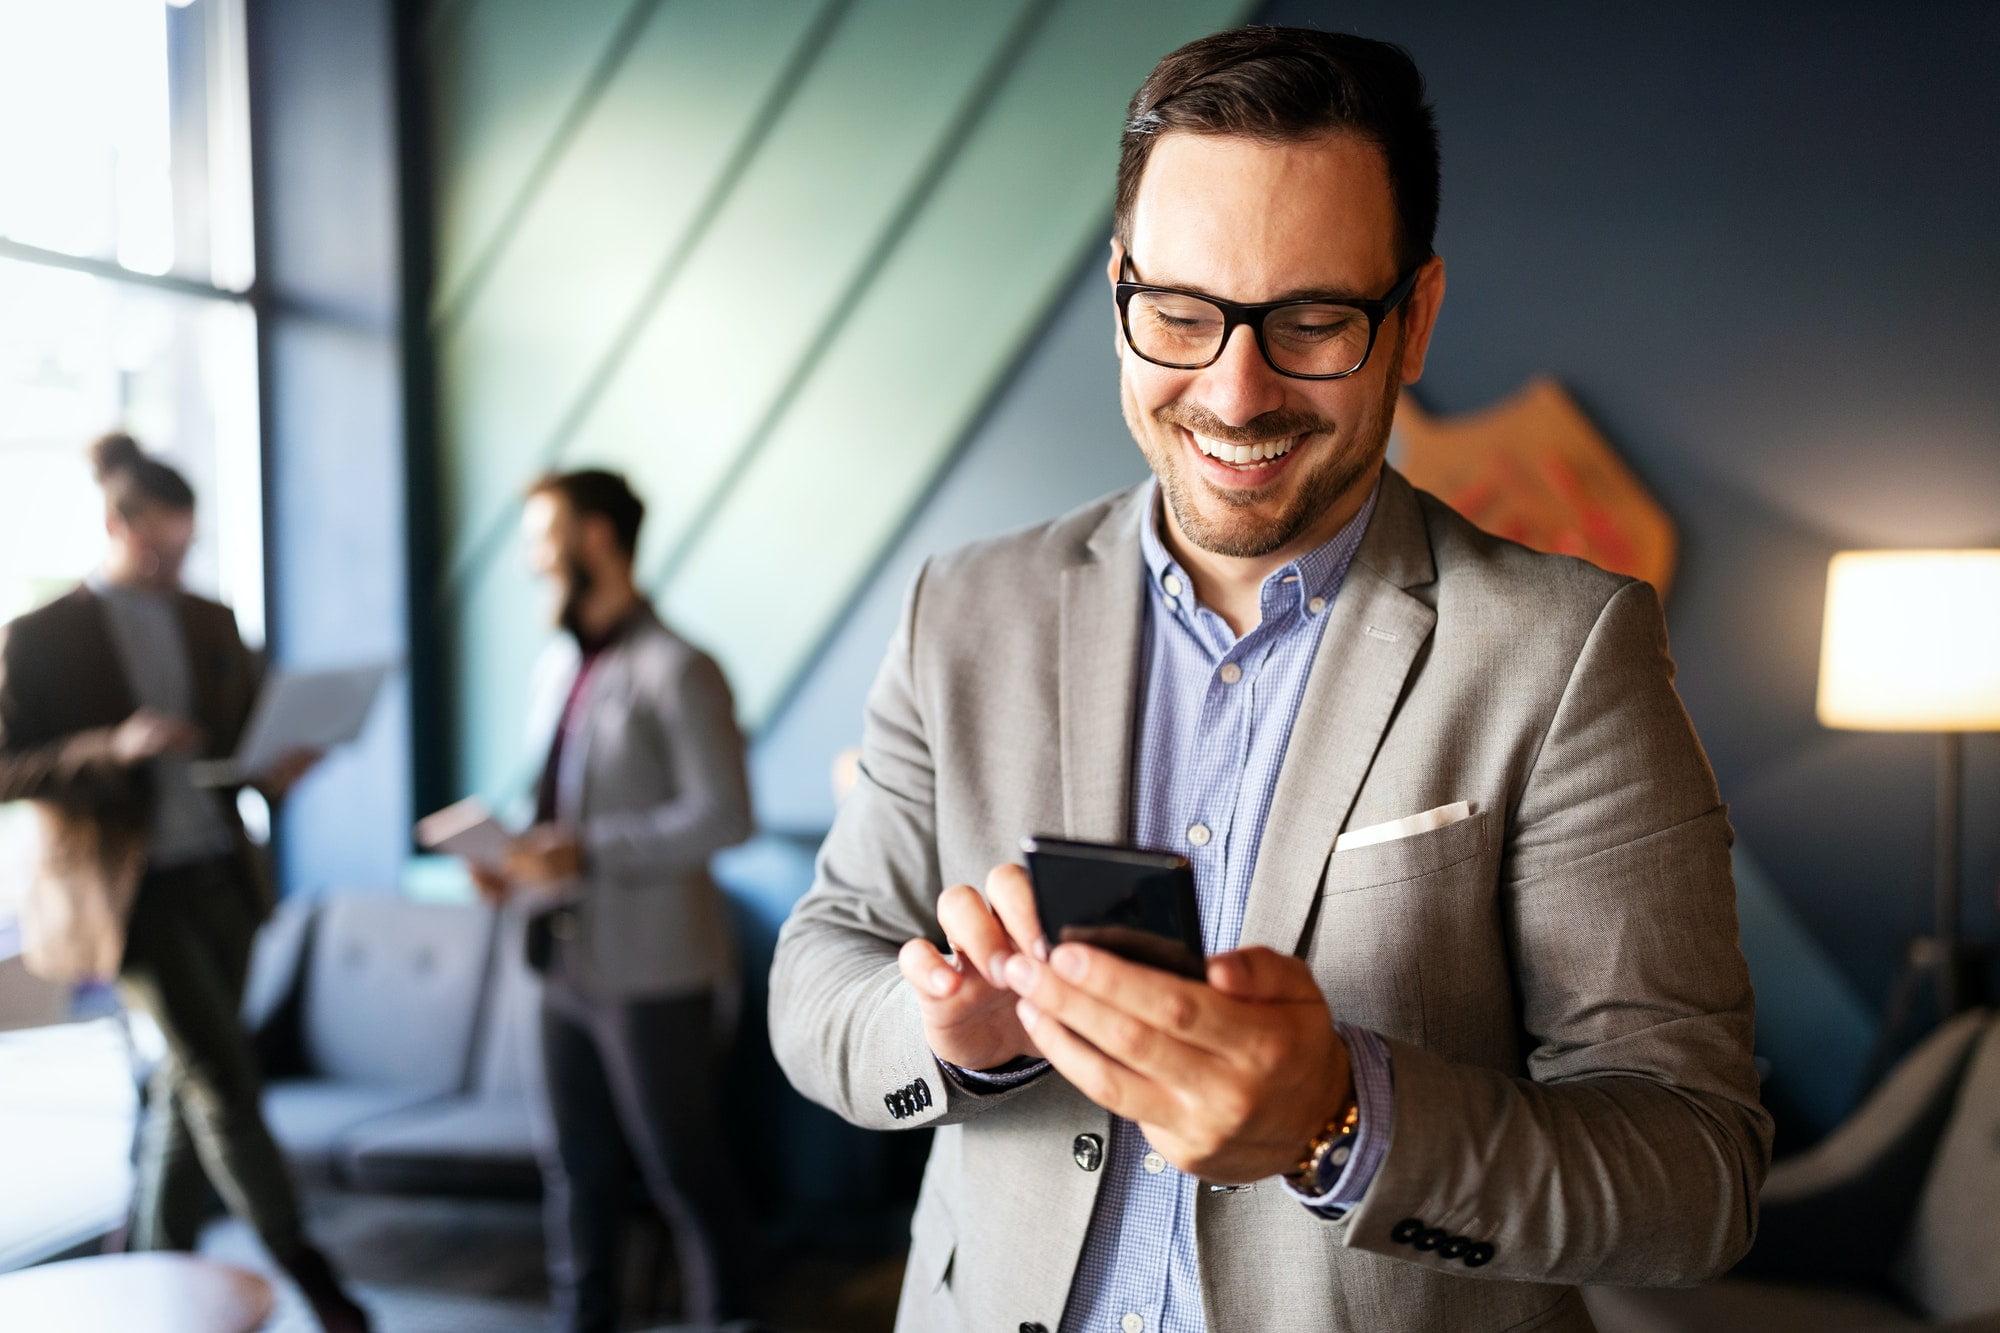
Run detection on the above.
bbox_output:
[1282,1092,1362,1193]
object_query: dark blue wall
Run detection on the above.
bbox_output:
[1249,0,2000,1012]
[760,2,2000,1125]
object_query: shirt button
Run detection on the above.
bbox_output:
[1308,596,1327,615]
[1163,574,1183,597]
[1186,823,1211,847]
[1143,1152,1166,1174]
[1218,662,1242,684]
[1123,1315,1145,1333]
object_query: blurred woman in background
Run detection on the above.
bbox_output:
[0,433,367,1333]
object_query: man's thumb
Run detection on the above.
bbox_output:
[1206,946,1312,1001]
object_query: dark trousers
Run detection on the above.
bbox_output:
[537,982,755,1332]
[116,858,303,1257]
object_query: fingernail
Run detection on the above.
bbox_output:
[927,969,956,997]
[1016,999,1040,1028]
[1050,946,1086,981]
[1004,953,1036,993]
[989,951,1015,986]
[1032,936,1050,962]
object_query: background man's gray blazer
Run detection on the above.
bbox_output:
[769,468,1773,1333]
[524,605,750,997]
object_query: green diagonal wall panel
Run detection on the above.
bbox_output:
[555,0,1035,578]
[426,0,642,313]
[437,0,824,582]
[660,0,1243,723]
[428,0,1249,802]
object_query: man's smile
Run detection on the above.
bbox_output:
[1180,424,1313,489]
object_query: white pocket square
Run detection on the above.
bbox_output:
[1334,801,1473,852]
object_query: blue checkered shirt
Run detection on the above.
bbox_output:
[948,479,1397,1333]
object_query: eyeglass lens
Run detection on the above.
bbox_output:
[1125,291,1375,376]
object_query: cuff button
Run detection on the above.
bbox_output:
[1414,1227,1448,1252]
[1437,1235,1469,1260]
[1464,1242,1495,1268]
[1390,1218,1425,1245]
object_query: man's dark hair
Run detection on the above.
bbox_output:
[527,468,646,559]
[1116,26,1440,273]
[88,432,195,518]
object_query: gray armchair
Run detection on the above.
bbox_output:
[248,894,525,1187]
[1585,1008,2000,1331]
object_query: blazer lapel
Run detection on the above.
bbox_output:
[174,595,239,756]
[1239,469,1439,955]
[1058,489,1149,844]
[66,590,138,731]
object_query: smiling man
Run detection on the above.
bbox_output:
[769,27,1770,1333]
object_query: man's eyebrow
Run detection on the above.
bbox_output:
[1129,265,1376,304]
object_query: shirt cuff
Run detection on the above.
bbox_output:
[1285,1022,1394,1217]
[935,1054,1050,1094]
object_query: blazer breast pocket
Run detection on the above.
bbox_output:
[1320,807,1493,895]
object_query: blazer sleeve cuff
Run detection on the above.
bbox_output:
[1288,1022,1394,1216]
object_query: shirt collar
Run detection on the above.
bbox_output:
[1137,471,1383,620]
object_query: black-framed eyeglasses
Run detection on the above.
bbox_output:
[1114,261,1421,380]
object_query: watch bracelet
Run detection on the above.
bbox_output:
[1283,1092,1362,1191]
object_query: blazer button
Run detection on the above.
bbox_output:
[1464,1241,1496,1268]
[1072,1134,1104,1171]
[1020,1324,1049,1333]
[1390,1218,1425,1245]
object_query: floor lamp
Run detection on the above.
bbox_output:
[1817,549,2000,1068]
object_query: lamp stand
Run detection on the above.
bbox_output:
[1863,732,1970,1089]
[1932,730,1961,1018]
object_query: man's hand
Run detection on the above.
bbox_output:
[256,748,324,802]
[897,864,1048,1073]
[507,824,583,887]
[111,709,201,766]
[467,861,512,907]
[1004,940,1352,1185]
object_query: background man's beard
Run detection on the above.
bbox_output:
[556,557,596,635]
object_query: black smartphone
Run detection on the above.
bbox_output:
[1019,835,1207,981]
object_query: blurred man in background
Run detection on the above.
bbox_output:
[0,433,366,1332]
[471,469,758,1331]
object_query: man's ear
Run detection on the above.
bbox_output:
[1107,240,1127,360]
[1398,255,1447,385]
[579,513,621,567]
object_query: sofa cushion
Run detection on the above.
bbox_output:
[337,1095,541,1196]
[299,897,491,1094]
[1900,1017,2000,1319]
[261,1080,443,1169]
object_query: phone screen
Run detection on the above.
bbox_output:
[1020,836,1207,980]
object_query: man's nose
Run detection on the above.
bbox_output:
[1190,324,1287,427]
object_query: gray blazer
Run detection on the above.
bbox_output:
[768,469,1772,1333]
[525,605,751,997]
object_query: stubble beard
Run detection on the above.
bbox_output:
[1124,337,1405,560]
[556,554,596,637]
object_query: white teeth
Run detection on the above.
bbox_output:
[1193,433,1296,466]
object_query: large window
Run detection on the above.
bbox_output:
[0,0,260,951]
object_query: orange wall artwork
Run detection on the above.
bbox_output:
[1390,377,1678,596]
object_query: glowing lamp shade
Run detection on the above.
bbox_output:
[1816,550,2000,732]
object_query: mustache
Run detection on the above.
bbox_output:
[1154,401,1337,445]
